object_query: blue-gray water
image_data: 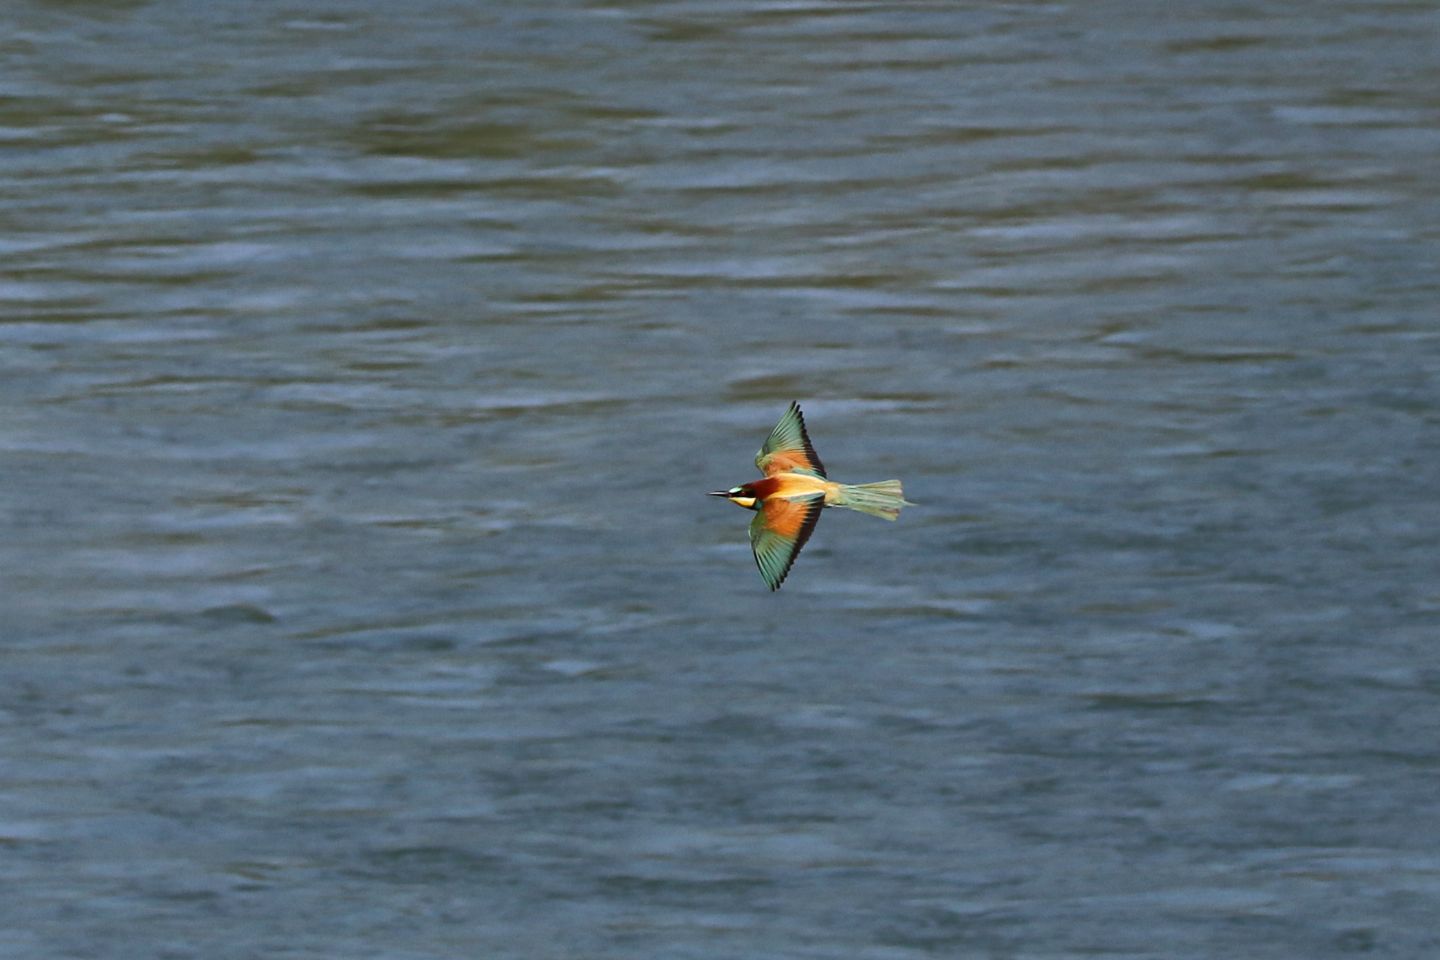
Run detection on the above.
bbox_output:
[3,2,1439,957]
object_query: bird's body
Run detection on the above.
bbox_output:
[710,402,912,590]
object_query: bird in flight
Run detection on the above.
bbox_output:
[709,402,912,590]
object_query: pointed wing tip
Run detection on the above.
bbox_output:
[770,557,795,589]
[756,401,827,478]
[751,493,824,592]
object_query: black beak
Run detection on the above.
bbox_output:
[707,491,731,497]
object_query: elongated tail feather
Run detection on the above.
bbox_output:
[832,480,912,521]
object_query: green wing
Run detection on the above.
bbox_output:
[755,401,827,478]
[748,493,825,591]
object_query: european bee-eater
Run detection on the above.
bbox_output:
[709,401,912,590]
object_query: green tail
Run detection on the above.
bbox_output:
[833,479,912,521]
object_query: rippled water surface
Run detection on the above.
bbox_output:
[3,2,1439,957]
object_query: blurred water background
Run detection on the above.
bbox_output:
[3,1,1439,957]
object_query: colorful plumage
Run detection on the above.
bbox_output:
[709,402,912,590]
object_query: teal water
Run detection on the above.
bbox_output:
[3,2,1439,957]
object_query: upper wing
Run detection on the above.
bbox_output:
[754,401,827,478]
[748,493,825,591]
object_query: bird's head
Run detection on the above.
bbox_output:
[708,485,758,510]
